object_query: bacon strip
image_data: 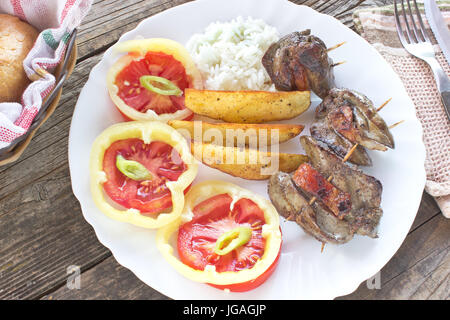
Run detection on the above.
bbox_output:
[292,163,351,219]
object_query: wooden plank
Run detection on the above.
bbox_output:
[43,255,168,300]
[0,165,110,299]
[410,192,441,230]
[76,0,192,60]
[338,213,449,299]
[75,0,375,61]
[0,54,111,300]
[291,0,376,29]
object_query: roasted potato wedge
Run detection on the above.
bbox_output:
[168,120,304,147]
[185,89,311,123]
[191,142,308,180]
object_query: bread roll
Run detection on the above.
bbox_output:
[0,14,39,103]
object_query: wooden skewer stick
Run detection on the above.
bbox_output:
[321,242,326,253]
[389,120,405,129]
[377,97,392,112]
[327,41,346,52]
[341,98,395,162]
[338,122,404,167]
[331,61,346,68]
[309,146,356,204]
[342,143,359,162]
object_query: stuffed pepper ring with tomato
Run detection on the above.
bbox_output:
[90,121,198,229]
[156,181,282,292]
[106,38,203,122]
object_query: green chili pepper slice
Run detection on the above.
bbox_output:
[139,75,183,96]
[214,226,253,256]
[116,155,154,181]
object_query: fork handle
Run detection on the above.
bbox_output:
[442,91,450,121]
[424,57,450,121]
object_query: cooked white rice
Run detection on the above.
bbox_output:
[186,16,279,91]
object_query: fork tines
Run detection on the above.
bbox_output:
[394,0,431,46]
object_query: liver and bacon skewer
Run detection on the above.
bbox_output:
[263,30,401,246]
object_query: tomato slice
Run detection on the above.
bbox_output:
[156,181,282,292]
[102,138,187,214]
[115,52,192,116]
[210,247,281,292]
[90,121,198,229]
[177,192,280,291]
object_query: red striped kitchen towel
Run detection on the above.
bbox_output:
[0,0,93,149]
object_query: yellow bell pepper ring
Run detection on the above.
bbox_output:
[89,121,198,229]
[156,181,282,291]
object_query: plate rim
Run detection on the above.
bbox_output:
[68,0,427,300]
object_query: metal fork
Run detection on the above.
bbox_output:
[394,0,450,120]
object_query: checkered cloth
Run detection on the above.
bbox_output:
[353,1,450,217]
[0,0,92,149]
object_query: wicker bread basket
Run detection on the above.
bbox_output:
[0,29,78,166]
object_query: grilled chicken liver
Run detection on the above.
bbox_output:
[292,163,351,219]
[310,116,372,166]
[300,136,383,238]
[268,172,353,244]
[262,29,335,98]
[311,89,394,163]
[267,136,384,244]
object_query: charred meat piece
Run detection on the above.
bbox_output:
[292,163,351,219]
[348,207,383,238]
[268,172,353,244]
[267,136,384,244]
[310,116,372,166]
[313,200,354,244]
[327,105,360,143]
[300,136,383,238]
[313,88,394,154]
[262,29,335,98]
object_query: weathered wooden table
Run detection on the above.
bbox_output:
[0,0,448,300]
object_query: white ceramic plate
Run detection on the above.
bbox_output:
[68,0,426,299]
